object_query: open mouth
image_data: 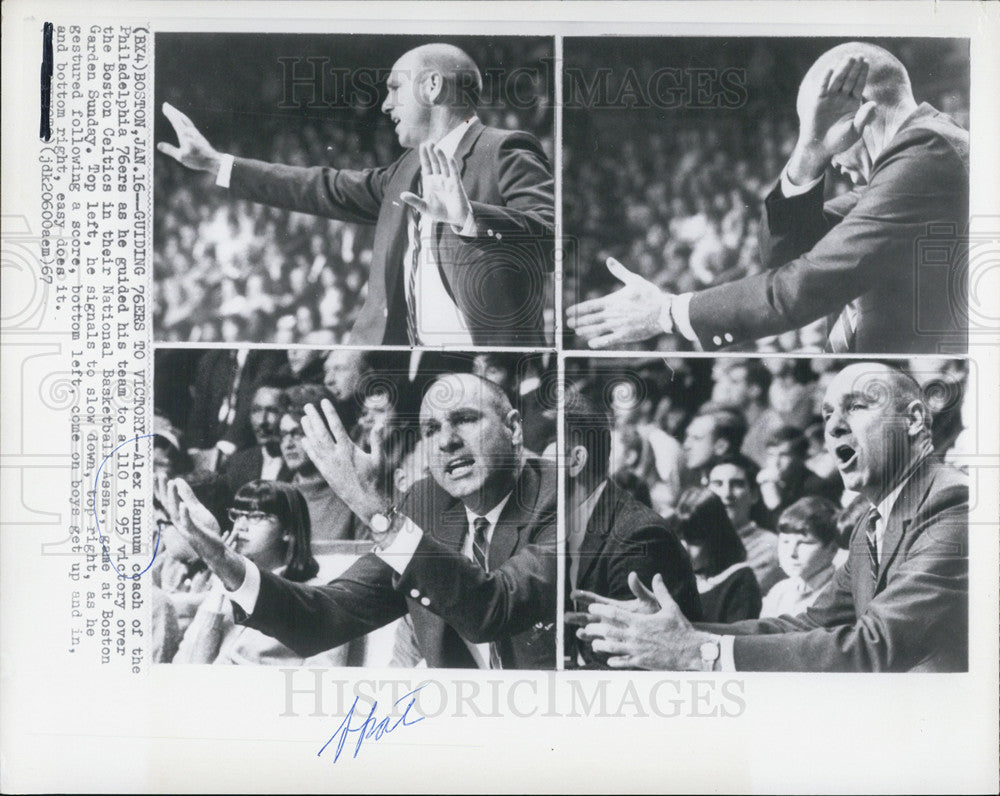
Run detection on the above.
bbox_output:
[445,456,475,478]
[834,443,857,469]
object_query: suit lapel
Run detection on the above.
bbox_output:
[383,152,422,316]
[575,481,618,588]
[875,458,934,590]
[490,461,540,568]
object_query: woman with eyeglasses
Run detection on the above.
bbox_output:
[171,479,349,666]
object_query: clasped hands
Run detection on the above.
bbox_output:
[567,572,711,671]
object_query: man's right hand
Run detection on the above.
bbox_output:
[156,102,224,175]
[788,56,877,184]
[165,478,246,591]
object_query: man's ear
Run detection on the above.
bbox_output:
[905,400,930,439]
[505,409,523,448]
[567,445,588,479]
[712,438,729,457]
[423,69,444,105]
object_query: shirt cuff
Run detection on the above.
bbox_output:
[452,210,478,238]
[225,558,261,615]
[375,516,425,575]
[719,634,737,672]
[215,154,235,188]
[672,293,697,342]
[215,439,237,456]
[780,166,823,198]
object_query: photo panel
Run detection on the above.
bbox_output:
[154,33,556,348]
[561,353,970,672]
[152,347,560,669]
[562,37,970,356]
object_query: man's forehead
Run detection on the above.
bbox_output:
[279,414,299,429]
[824,365,894,403]
[421,376,493,418]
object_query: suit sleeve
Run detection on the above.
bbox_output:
[687,129,968,350]
[704,493,968,671]
[466,132,554,247]
[394,522,557,644]
[227,157,398,224]
[235,554,408,658]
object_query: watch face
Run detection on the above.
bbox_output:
[700,641,720,662]
[371,514,390,534]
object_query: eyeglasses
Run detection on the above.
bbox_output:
[227,508,275,523]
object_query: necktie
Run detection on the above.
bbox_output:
[472,516,503,669]
[865,508,880,582]
[405,180,422,345]
[827,301,859,354]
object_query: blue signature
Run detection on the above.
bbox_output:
[317,686,427,762]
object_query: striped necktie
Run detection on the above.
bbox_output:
[405,180,422,345]
[472,516,503,670]
[827,301,859,354]
[865,508,880,582]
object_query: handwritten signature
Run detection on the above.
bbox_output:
[317,686,426,763]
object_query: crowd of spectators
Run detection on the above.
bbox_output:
[563,38,970,351]
[153,35,553,343]
[565,355,969,619]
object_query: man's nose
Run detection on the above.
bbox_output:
[825,409,848,438]
[437,425,463,452]
[381,95,392,114]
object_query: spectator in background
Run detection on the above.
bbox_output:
[761,496,841,618]
[681,407,747,489]
[712,359,784,467]
[757,425,842,526]
[322,349,371,432]
[220,376,294,496]
[278,384,363,543]
[673,487,761,623]
[473,353,557,457]
[706,453,783,595]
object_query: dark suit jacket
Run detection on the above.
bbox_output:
[184,349,286,451]
[688,104,969,353]
[700,457,968,671]
[228,119,554,347]
[220,446,291,496]
[568,480,702,666]
[238,457,557,669]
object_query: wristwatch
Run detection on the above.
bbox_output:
[370,505,400,541]
[699,635,721,672]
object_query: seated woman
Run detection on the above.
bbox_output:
[172,480,351,666]
[761,496,840,618]
[673,487,761,623]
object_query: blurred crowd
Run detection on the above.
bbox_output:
[153,36,553,343]
[150,348,557,664]
[563,38,970,351]
[565,356,969,621]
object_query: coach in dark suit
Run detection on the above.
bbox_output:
[567,42,968,354]
[563,392,700,667]
[166,373,557,669]
[158,43,554,347]
[575,362,968,672]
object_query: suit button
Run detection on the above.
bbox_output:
[409,588,420,599]
[712,336,722,346]
[420,597,431,607]
[487,228,494,236]
[495,232,502,240]
[724,333,734,343]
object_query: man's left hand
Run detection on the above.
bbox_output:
[579,573,709,670]
[300,399,389,527]
[566,258,675,349]
[400,143,473,229]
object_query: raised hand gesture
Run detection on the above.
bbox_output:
[400,143,473,228]
[156,102,224,174]
[299,399,390,527]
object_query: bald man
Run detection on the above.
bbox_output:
[159,43,554,347]
[165,372,557,669]
[574,362,968,672]
[567,42,968,354]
